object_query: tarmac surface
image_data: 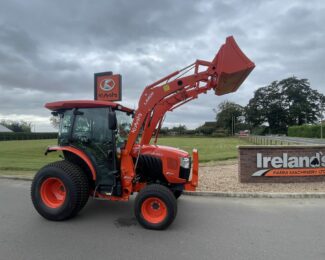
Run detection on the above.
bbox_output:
[1,179,325,260]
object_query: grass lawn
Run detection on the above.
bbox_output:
[155,137,251,162]
[0,139,59,172]
[0,137,251,175]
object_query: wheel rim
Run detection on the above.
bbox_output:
[141,197,167,224]
[40,177,66,208]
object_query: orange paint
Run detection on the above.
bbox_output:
[47,146,97,180]
[141,197,167,224]
[184,149,199,191]
[40,177,66,208]
[265,168,325,177]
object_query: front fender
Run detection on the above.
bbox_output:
[45,146,97,180]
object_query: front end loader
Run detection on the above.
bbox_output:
[31,36,255,230]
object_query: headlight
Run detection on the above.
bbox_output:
[180,157,190,169]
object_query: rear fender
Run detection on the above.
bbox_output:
[45,146,96,180]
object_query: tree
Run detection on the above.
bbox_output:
[246,81,287,134]
[196,121,217,135]
[246,77,325,134]
[215,101,244,134]
[281,77,324,125]
[0,120,32,133]
[171,124,187,135]
[50,116,60,129]
[159,127,169,135]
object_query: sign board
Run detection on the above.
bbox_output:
[94,72,122,101]
[238,145,325,183]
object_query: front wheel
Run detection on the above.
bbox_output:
[31,160,89,221]
[134,184,177,230]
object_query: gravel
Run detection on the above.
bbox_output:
[198,160,325,193]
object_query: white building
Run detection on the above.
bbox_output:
[0,124,13,132]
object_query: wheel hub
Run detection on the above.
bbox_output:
[141,197,167,224]
[40,177,66,208]
[151,202,160,210]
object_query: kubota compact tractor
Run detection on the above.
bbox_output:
[31,36,254,230]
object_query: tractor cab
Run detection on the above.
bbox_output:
[46,100,134,195]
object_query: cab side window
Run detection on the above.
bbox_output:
[58,110,73,144]
[72,108,112,143]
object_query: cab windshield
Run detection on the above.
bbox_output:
[115,110,133,146]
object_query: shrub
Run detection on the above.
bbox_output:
[288,124,323,138]
[0,132,58,141]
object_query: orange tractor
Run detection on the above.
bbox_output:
[31,36,254,230]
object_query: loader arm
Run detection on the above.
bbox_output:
[141,75,213,144]
[120,36,255,196]
[125,36,255,153]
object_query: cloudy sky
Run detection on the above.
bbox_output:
[0,0,324,132]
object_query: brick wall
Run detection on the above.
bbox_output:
[239,145,325,183]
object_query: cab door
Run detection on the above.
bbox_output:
[71,108,117,191]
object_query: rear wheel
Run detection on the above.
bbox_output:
[134,184,177,230]
[31,160,89,221]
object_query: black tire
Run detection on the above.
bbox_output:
[134,184,177,230]
[31,160,89,221]
[173,190,183,199]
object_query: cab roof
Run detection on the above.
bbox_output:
[45,100,133,113]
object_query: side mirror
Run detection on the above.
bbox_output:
[108,111,117,130]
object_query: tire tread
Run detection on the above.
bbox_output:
[134,184,177,230]
[31,160,89,221]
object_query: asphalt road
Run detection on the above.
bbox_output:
[1,179,325,260]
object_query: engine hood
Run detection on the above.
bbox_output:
[131,144,191,184]
[131,144,189,158]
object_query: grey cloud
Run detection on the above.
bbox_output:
[0,0,324,131]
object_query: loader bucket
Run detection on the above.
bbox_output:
[212,36,255,96]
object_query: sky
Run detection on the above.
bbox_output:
[0,0,324,132]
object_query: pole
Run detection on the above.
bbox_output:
[232,116,233,136]
[321,121,323,139]
[321,106,324,139]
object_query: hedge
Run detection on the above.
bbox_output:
[288,124,324,138]
[0,132,58,141]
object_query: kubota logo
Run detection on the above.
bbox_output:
[252,152,325,177]
[100,79,115,92]
[131,113,143,133]
[144,92,154,106]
